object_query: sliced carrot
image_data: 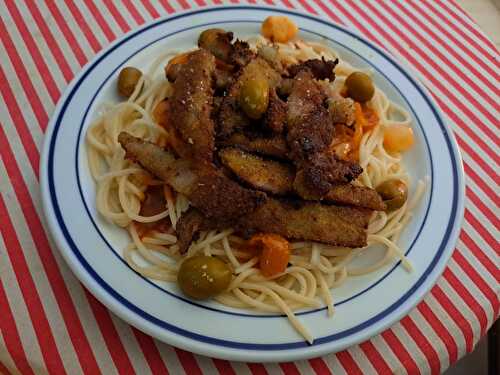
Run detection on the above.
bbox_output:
[352,102,365,150]
[261,16,298,43]
[247,233,290,277]
[164,51,192,78]
[383,124,415,153]
[362,105,379,129]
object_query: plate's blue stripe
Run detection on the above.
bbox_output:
[47,6,460,350]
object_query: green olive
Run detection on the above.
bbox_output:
[198,28,233,61]
[239,78,269,119]
[177,255,232,299]
[117,67,142,97]
[376,179,408,211]
[345,72,374,102]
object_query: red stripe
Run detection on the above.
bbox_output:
[410,0,500,82]
[0,20,51,128]
[176,0,191,10]
[212,359,236,375]
[124,0,146,25]
[373,0,498,128]
[358,341,392,374]
[455,133,497,183]
[0,69,41,174]
[463,163,498,205]
[417,301,458,365]
[460,231,499,283]
[159,0,176,14]
[194,0,207,7]
[435,0,499,55]
[62,0,102,53]
[280,0,294,9]
[392,0,500,98]
[82,0,117,42]
[43,1,89,66]
[4,1,61,103]
[0,127,103,374]
[85,292,136,375]
[336,350,363,374]
[453,250,500,315]
[0,196,68,375]
[319,0,347,23]
[464,209,498,250]
[297,0,317,15]
[400,316,441,374]
[380,329,420,374]
[0,280,35,375]
[213,0,223,4]
[279,362,301,375]
[175,348,202,375]
[247,363,269,375]
[103,0,131,33]
[431,284,474,353]
[24,0,75,80]
[308,357,332,375]
[142,0,161,19]
[443,268,488,336]
[229,0,240,3]
[0,360,13,375]
[263,0,275,5]
[132,328,170,375]
[466,187,499,230]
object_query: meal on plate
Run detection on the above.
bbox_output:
[87,16,424,343]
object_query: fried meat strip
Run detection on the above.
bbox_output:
[176,208,215,253]
[287,70,362,196]
[237,199,370,248]
[118,132,265,221]
[218,58,281,138]
[217,132,289,159]
[170,49,216,162]
[263,89,287,133]
[288,57,338,81]
[219,148,295,195]
[220,147,384,210]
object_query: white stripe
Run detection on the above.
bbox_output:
[71,0,115,48]
[367,335,403,374]
[322,354,346,374]
[154,340,187,375]
[426,292,467,360]
[293,359,316,375]
[149,0,172,17]
[461,152,498,203]
[345,346,376,374]
[191,353,218,374]
[448,258,495,326]
[0,85,43,158]
[403,0,500,75]
[390,321,430,375]
[126,1,151,23]
[437,277,481,345]
[109,315,154,374]
[47,1,96,60]
[434,0,500,56]
[262,362,283,375]
[1,166,85,375]
[410,308,450,370]
[0,12,56,111]
[465,198,499,240]
[0,332,22,375]
[462,221,499,265]
[81,0,124,40]
[385,0,499,102]
[18,1,82,79]
[0,195,50,375]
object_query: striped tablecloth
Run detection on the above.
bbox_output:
[0,1,498,374]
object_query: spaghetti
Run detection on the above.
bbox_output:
[86,36,425,343]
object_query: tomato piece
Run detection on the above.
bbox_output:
[247,233,290,277]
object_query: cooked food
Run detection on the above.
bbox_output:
[86,16,425,344]
[118,67,143,97]
[345,71,375,102]
[219,147,295,195]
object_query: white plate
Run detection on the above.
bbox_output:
[40,6,464,362]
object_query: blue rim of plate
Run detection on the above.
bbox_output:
[44,6,460,350]
[74,20,434,318]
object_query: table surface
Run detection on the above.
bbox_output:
[0,1,498,374]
